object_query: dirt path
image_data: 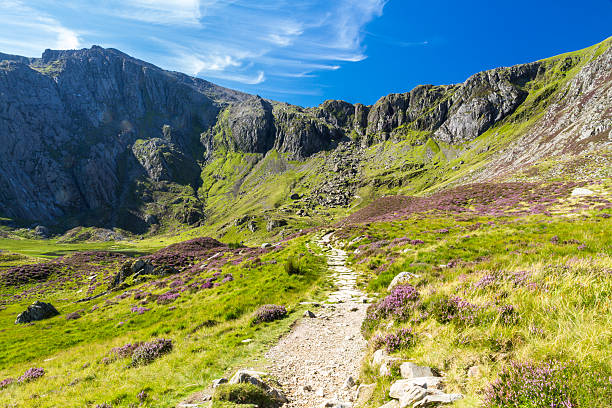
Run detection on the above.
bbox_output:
[265,232,369,407]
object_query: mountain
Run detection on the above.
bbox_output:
[0,38,610,235]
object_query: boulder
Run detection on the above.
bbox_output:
[355,383,376,406]
[212,378,228,388]
[266,219,288,232]
[378,400,400,408]
[262,243,273,249]
[389,378,443,399]
[380,357,402,376]
[571,187,594,196]
[400,363,434,379]
[290,193,301,200]
[413,393,463,407]
[372,349,387,366]
[228,370,288,404]
[15,301,59,324]
[387,272,420,291]
[398,387,427,408]
[34,225,50,238]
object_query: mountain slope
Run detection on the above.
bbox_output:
[0,38,610,237]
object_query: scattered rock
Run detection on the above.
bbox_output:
[413,393,463,407]
[290,193,301,200]
[398,386,427,408]
[304,310,316,318]
[467,365,480,378]
[266,219,288,232]
[355,383,376,406]
[228,370,288,404]
[379,356,402,376]
[400,363,434,379]
[389,378,443,399]
[343,376,355,389]
[372,349,387,366]
[571,187,594,196]
[34,225,50,238]
[247,220,258,232]
[212,378,228,388]
[316,388,325,397]
[15,301,59,324]
[378,400,400,408]
[262,243,273,249]
[321,400,352,408]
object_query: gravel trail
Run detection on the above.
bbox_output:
[265,232,369,407]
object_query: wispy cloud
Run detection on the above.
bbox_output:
[0,0,388,97]
[0,1,80,56]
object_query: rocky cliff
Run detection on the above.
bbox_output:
[0,38,610,232]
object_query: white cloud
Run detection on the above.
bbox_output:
[0,1,80,56]
[0,0,391,92]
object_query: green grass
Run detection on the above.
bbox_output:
[343,206,611,407]
[0,236,328,407]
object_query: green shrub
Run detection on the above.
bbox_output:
[213,384,277,408]
[284,257,303,275]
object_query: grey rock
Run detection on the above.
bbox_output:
[15,301,59,324]
[400,363,434,379]
[372,349,387,366]
[228,370,288,404]
[389,378,443,399]
[321,400,352,408]
[378,400,400,408]
[212,378,228,388]
[355,383,376,406]
[413,393,463,407]
[261,243,273,249]
[343,375,355,389]
[379,357,402,376]
[34,225,50,238]
[266,219,288,232]
[304,310,316,318]
[387,272,420,291]
[398,386,427,408]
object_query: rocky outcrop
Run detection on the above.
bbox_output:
[15,301,60,324]
[0,38,610,229]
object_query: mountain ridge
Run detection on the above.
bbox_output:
[0,37,610,236]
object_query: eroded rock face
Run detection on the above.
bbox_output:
[15,301,59,324]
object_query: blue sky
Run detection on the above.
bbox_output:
[0,0,610,106]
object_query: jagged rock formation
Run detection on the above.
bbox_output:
[15,301,60,324]
[0,37,610,231]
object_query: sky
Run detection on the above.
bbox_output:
[0,0,610,107]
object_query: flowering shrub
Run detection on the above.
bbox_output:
[109,342,143,360]
[131,306,150,315]
[253,304,287,324]
[375,284,420,319]
[17,367,45,383]
[430,295,482,326]
[372,328,414,353]
[138,390,148,401]
[475,273,499,289]
[65,311,82,320]
[130,338,173,367]
[482,360,612,408]
[0,377,15,388]
[157,291,180,305]
[497,304,519,325]
[221,273,234,283]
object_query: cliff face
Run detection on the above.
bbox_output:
[0,39,610,231]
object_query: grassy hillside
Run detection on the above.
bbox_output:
[0,237,328,407]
